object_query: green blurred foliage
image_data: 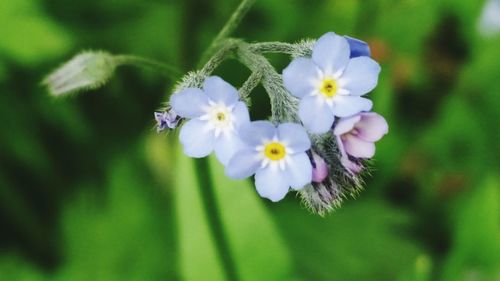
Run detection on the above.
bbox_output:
[0,0,499,281]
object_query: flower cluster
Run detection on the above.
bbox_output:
[157,32,388,211]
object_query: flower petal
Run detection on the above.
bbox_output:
[312,32,350,75]
[239,121,276,146]
[345,36,371,58]
[343,134,376,158]
[226,148,261,179]
[339,56,381,96]
[254,166,290,202]
[203,76,239,105]
[277,123,311,153]
[170,88,209,118]
[179,119,214,158]
[333,114,362,136]
[332,96,372,118]
[298,95,335,134]
[284,153,312,190]
[232,101,251,129]
[355,113,389,142]
[214,132,245,165]
[282,58,320,98]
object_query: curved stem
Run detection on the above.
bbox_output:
[199,0,256,65]
[249,41,296,54]
[236,43,299,123]
[114,55,183,79]
[239,70,262,103]
[199,39,240,75]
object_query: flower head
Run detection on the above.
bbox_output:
[226,121,312,202]
[283,32,381,134]
[333,112,388,173]
[170,76,250,165]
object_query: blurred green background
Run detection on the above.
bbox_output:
[0,0,499,280]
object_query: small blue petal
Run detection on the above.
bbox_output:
[277,123,311,153]
[214,132,245,165]
[203,76,239,105]
[284,153,313,190]
[298,95,335,134]
[255,166,290,202]
[179,119,214,158]
[239,121,276,146]
[170,88,209,118]
[332,96,372,118]
[282,58,320,98]
[226,148,261,179]
[312,32,350,75]
[339,56,381,96]
[344,36,371,58]
[232,101,251,129]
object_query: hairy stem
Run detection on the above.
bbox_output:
[249,41,296,54]
[239,69,262,103]
[199,0,256,65]
[113,55,182,79]
[199,39,239,75]
[236,43,299,123]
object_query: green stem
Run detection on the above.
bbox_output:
[236,43,299,123]
[199,39,240,75]
[239,69,262,103]
[199,0,256,65]
[114,55,183,79]
[249,41,296,54]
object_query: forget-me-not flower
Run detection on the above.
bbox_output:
[283,32,381,134]
[170,76,250,165]
[226,121,312,202]
[333,112,388,173]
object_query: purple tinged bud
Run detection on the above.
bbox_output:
[344,36,371,58]
[311,152,328,183]
[154,110,180,132]
[333,112,388,173]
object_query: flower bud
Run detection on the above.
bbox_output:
[43,51,117,97]
[311,152,328,183]
[154,110,180,132]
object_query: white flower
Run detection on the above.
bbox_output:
[170,76,250,165]
[282,32,381,134]
[226,121,312,202]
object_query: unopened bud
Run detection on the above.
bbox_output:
[311,152,328,183]
[154,110,180,132]
[43,51,117,97]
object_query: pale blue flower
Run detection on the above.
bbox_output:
[170,76,250,165]
[226,121,312,202]
[283,32,381,134]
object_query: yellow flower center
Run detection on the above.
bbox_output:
[320,78,338,98]
[264,142,286,161]
[216,112,226,121]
